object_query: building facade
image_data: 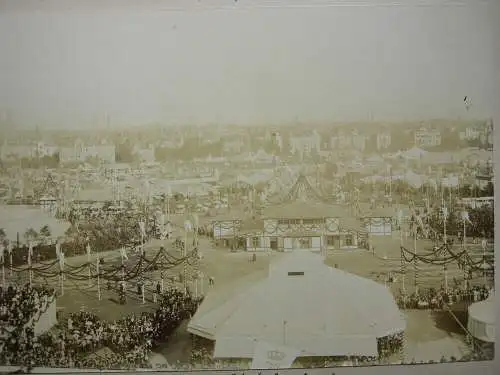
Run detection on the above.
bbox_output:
[414,128,442,148]
[376,131,392,151]
[60,141,116,164]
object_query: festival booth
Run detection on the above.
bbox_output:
[362,207,394,236]
[467,291,495,343]
[188,252,406,368]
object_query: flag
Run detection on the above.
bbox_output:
[250,340,300,370]
[55,243,61,259]
[86,243,91,257]
[481,239,487,250]
[138,221,146,237]
[184,220,192,232]
[461,210,472,224]
[120,247,128,261]
[28,242,33,265]
[464,96,471,111]
[7,242,12,255]
[0,244,4,263]
[442,206,448,219]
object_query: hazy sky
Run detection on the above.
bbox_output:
[0,0,498,128]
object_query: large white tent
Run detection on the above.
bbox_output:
[467,291,495,343]
[188,252,405,360]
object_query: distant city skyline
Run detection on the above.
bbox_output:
[0,0,498,129]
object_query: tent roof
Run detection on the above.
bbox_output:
[188,252,405,358]
[261,201,350,219]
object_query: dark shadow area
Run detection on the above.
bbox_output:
[430,304,468,335]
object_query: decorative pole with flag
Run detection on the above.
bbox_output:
[138,220,146,257]
[461,210,471,248]
[183,219,192,295]
[442,204,448,244]
[86,243,92,286]
[59,249,65,296]
[120,247,128,282]
[166,185,171,222]
[481,239,487,287]
[400,232,405,301]
[442,204,449,293]
[413,225,418,295]
[0,244,5,288]
[28,241,33,287]
[96,253,101,301]
[8,242,12,277]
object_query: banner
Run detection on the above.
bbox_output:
[120,247,128,261]
[55,243,61,259]
[250,341,300,370]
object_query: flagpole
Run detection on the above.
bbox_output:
[9,244,13,277]
[1,258,5,288]
[184,225,188,295]
[414,227,418,295]
[121,249,125,282]
[482,240,487,287]
[60,254,64,297]
[463,218,466,249]
[28,242,33,288]
[87,243,91,287]
[96,255,101,301]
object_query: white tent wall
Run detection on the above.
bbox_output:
[467,293,495,343]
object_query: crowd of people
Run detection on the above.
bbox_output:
[396,284,491,310]
[0,283,202,370]
[0,284,55,332]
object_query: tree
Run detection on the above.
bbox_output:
[0,228,7,247]
[24,227,38,243]
[387,129,414,152]
[480,181,494,197]
[39,225,52,239]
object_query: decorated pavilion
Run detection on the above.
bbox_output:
[238,174,369,252]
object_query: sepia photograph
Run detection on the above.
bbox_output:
[0,0,497,373]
